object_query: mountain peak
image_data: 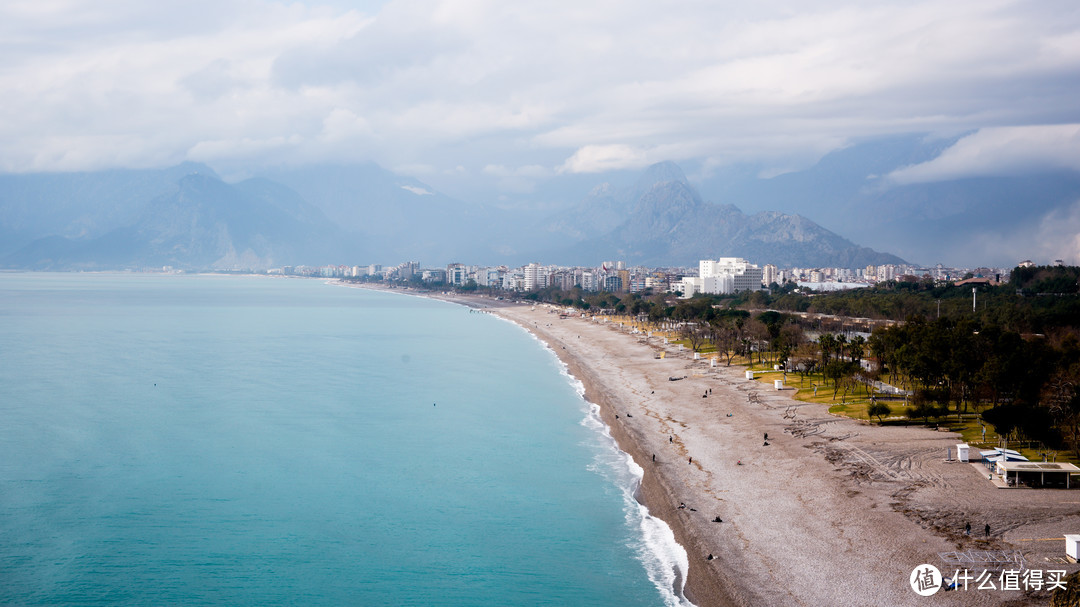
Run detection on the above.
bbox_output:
[634,161,689,189]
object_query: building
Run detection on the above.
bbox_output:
[523,263,545,291]
[994,461,1080,489]
[679,258,764,297]
[580,270,597,291]
[762,264,778,287]
[446,263,467,286]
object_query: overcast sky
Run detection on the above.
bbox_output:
[2,0,1079,205]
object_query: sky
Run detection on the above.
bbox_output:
[3,0,1080,263]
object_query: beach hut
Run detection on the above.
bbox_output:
[1066,535,1079,563]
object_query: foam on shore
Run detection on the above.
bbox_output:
[550,340,695,607]
[580,403,694,607]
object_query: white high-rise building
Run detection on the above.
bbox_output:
[700,258,764,293]
[681,258,764,297]
[762,264,778,287]
[523,263,548,291]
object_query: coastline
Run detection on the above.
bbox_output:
[342,284,721,604]
[347,285,1080,606]
[490,304,736,607]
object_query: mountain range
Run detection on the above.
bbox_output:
[0,157,913,271]
[540,162,903,268]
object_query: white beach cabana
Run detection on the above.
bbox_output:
[994,461,1080,488]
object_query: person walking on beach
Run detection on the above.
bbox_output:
[985,523,991,537]
[688,457,692,464]
[965,522,971,536]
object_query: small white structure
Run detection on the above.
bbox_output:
[995,461,1080,488]
[710,358,716,368]
[774,380,784,390]
[693,352,700,360]
[745,371,755,380]
[1066,535,1080,562]
[956,444,970,463]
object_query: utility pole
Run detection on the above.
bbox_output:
[972,286,976,313]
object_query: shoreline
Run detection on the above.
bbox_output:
[346,284,1080,606]
[491,305,733,607]
[343,284,717,603]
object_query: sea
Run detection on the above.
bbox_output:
[0,273,690,606]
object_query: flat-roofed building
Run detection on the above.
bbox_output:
[994,461,1080,488]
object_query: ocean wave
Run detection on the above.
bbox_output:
[481,312,696,606]
[580,403,695,607]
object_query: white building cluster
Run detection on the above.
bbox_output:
[678,258,765,297]
[310,256,1013,295]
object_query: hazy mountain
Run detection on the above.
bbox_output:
[0,162,218,257]
[3,172,356,270]
[695,135,1080,266]
[0,159,907,271]
[540,161,904,268]
[258,164,527,264]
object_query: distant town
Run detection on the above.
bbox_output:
[249,257,1070,295]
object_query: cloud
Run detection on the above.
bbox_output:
[400,184,432,195]
[0,0,1079,194]
[558,144,651,174]
[886,124,1080,185]
[482,164,549,178]
[958,198,1080,266]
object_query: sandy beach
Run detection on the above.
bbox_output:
[359,287,1080,606]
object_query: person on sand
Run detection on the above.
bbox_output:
[985,524,991,537]
[764,432,768,441]
[670,436,673,443]
[965,522,971,536]
[652,454,655,462]
[688,457,692,464]
[713,516,723,523]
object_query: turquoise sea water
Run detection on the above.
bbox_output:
[0,273,688,606]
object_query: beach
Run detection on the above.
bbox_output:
[440,295,1080,607]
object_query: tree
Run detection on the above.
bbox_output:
[907,402,947,425]
[1044,366,1080,459]
[681,323,706,353]
[818,333,837,369]
[868,401,892,422]
[848,335,866,366]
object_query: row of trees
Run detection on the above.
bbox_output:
[869,316,1080,457]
